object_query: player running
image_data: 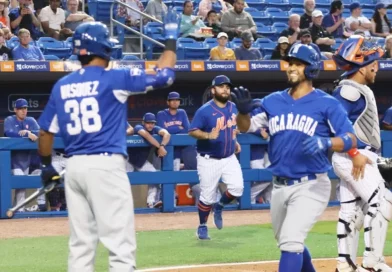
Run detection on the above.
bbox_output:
[332,35,392,272]
[37,14,179,272]
[233,43,368,272]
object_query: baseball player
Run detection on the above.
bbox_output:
[233,43,367,272]
[189,75,243,240]
[37,15,178,272]
[128,113,171,208]
[332,35,392,272]
[4,98,40,212]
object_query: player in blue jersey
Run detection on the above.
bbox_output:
[4,98,40,212]
[189,75,243,240]
[233,43,369,272]
[332,35,392,272]
[37,14,179,272]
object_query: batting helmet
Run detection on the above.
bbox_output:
[284,43,321,80]
[72,22,118,60]
[333,35,384,77]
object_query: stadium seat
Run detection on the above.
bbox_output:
[121,55,141,60]
[315,0,331,9]
[64,37,73,49]
[230,37,243,48]
[37,37,72,59]
[332,38,343,51]
[203,38,218,49]
[256,23,277,39]
[173,6,183,14]
[265,0,291,11]
[342,9,351,19]
[6,36,36,49]
[143,22,165,60]
[377,37,386,46]
[245,0,266,10]
[177,38,209,60]
[255,38,277,55]
[271,22,289,38]
[44,55,60,60]
[341,0,351,5]
[248,11,271,24]
[266,7,290,23]
[289,0,304,8]
[361,0,376,10]
[88,0,116,23]
[264,54,272,59]
[288,7,304,15]
[244,7,259,12]
[318,8,329,16]
[361,8,375,19]
[68,55,78,60]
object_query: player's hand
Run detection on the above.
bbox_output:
[157,146,167,157]
[231,86,254,114]
[302,136,332,156]
[27,131,38,142]
[260,128,269,140]
[18,130,29,136]
[208,128,219,140]
[41,164,61,187]
[351,153,372,181]
[235,142,241,154]
[163,7,180,40]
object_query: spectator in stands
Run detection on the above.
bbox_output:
[117,0,144,27]
[0,0,10,28]
[198,0,228,21]
[322,0,349,39]
[300,0,315,29]
[180,0,206,38]
[384,34,392,59]
[204,10,222,37]
[64,0,94,31]
[12,28,44,60]
[310,10,335,57]
[371,3,391,38]
[3,27,13,39]
[345,2,372,37]
[221,0,257,40]
[298,28,311,44]
[209,31,236,60]
[39,0,73,40]
[9,0,41,39]
[382,106,392,130]
[0,29,12,60]
[271,36,289,60]
[144,0,167,22]
[280,14,300,44]
[234,31,262,60]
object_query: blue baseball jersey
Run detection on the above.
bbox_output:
[4,115,40,170]
[250,89,354,178]
[38,66,149,157]
[382,107,392,125]
[250,102,267,161]
[332,87,367,149]
[128,124,163,168]
[189,100,238,158]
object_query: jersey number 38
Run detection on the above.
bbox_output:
[65,97,102,135]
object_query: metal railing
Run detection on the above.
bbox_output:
[110,0,165,59]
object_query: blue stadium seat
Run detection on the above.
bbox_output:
[361,0,376,10]
[144,22,165,60]
[341,0,351,5]
[164,0,173,8]
[264,54,271,59]
[318,8,329,16]
[245,0,266,11]
[203,37,218,49]
[271,22,289,37]
[173,0,184,7]
[248,11,271,24]
[264,0,291,11]
[342,9,351,19]
[122,55,141,60]
[6,36,36,49]
[315,0,331,9]
[230,37,243,48]
[289,0,304,8]
[377,37,386,46]
[257,22,277,39]
[332,38,343,51]
[362,8,375,19]
[266,7,290,23]
[37,37,72,59]
[64,37,73,49]
[174,6,183,14]
[388,10,392,21]
[88,0,116,23]
[44,55,60,60]
[68,55,78,60]
[177,38,209,60]
[245,7,259,12]
[255,38,277,55]
[288,7,304,15]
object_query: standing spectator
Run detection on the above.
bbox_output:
[144,0,168,22]
[371,3,391,38]
[39,0,72,40]
[9,0,41,39]
[0,29,12,60]
[64,0,94,31]
[209,31,236,60]
[310,10,335,56]
[382,106,392,130]
[280,14,300,44]
[204,10,222,37]
[271,36,289,60]
[300,0,315,29]
[198,0,228,20]
[0,0,10,29]
[4,98,39,212]
[234,31,262,60]
[221,0,257,40]
[345,2,372,37]
[322,0,349,39]
[180,0,206,38]
[117,0,144,27]
[12,28,44,60]
[384,34,392,59]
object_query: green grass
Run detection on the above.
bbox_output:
[2,221,392,271]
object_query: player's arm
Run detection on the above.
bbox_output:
[126,122,134,135]
[188,109,210,139]
[4,117,22,137]
[157,128,171,146]
[137,129,163,149]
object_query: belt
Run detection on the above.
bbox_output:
[55,152,69,158]
[199,153,225,160]
[273,174,317,186]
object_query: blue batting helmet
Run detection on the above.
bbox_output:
[284,43,321,80]
[333,35,384,77]
[72,22,118,60]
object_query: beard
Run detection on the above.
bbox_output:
[287,78,301,87]
[214,93,230,103]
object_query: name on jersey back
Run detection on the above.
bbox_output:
[60,81,99,99]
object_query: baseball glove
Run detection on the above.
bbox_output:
[377,157,392,189]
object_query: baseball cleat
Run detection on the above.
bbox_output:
[196,225,210,240]
[360,262,392,272]
[213,203,223,230]
[335,260,357,272]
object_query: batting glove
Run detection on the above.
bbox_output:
[231,86,255,115]
[41,164,61,187]
[163,8,180,40]
[302,136,332,156]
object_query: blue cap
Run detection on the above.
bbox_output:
[143,112,156,123]
[167,92,180,100]
[15,98,28,109]
[211,75,233,87]
[349,1,361,11]
[376,2,386,9]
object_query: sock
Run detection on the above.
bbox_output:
[198,201,212,225]
[279,251,303,272]
[218,190,236,207]
[301,247,315,272]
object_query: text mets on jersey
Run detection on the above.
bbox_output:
[60,81,99,99]
[269,113,318,136]
[215,114,236,130]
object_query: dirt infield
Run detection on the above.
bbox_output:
[2,206,391,271]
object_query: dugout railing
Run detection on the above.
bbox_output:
[1,133,392,219]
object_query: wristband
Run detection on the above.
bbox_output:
[339,133,354,152]
[347,148,359,158]
[40,155,52,166]
[164,39,176,53]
